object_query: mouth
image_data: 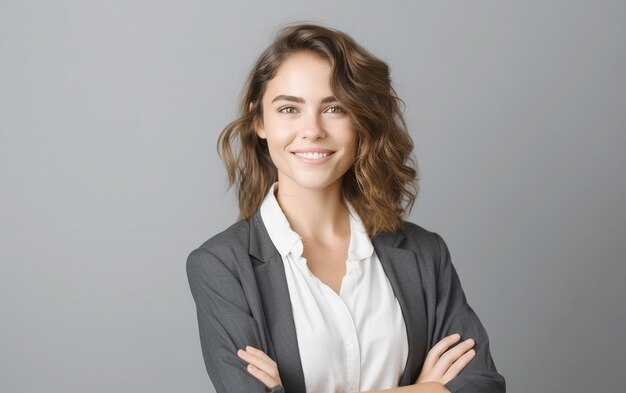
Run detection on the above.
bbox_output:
[291,151,335,159]
[291,151,336,164]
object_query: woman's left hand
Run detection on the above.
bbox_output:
[236,345,283,389]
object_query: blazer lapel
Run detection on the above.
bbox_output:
[249,210,307,393]
[249,210,428,391]
[372,230,428,386]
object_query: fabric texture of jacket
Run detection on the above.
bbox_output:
[186,209,506,393]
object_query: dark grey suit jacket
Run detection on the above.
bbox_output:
[186,209,506,393]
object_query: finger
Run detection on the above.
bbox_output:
[422,333,461,371]
[246,345,276,364]
[440,338,475,366]
[237,347,280,383]
[431,338,476,377]
[246,364,278,389]
[440,349,476,385]
[244,346,279,378]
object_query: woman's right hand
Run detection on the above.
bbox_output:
[415,333,476,387]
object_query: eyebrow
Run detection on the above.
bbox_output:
[271,95,338,104]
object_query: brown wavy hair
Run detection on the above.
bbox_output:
[217,22,419,239]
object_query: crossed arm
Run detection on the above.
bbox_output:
[236,340,466,393]
[186,232,505,393]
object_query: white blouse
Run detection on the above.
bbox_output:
[260,182,409,393]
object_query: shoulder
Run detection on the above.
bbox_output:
[186,218,251,276]
[396,220,447,263]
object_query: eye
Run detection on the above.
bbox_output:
[278,106,297,114]
[325,106,345,114]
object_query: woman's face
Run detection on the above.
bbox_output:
[253,51,356,192]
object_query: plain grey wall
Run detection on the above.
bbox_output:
[1,1,624,392]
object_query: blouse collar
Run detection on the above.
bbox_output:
[259,181,374,261]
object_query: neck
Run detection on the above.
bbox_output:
[274,177,350,246]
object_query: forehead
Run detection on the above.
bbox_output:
[264,52,333,99]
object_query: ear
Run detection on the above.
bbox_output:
[249,102,266,139]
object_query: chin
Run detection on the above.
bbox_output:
[282,174,344,191]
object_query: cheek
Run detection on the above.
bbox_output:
[264,129,293,154]
[343,129,358,153]
[262,118,284,138]
[269,130,292,146]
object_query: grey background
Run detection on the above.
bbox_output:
[1,1,624,392]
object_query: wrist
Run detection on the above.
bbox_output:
[414,382,450,393]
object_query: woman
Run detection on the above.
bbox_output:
[186,23,505,393]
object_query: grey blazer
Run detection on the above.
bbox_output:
[186,209,506,393]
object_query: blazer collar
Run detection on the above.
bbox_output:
[248,209,427,392]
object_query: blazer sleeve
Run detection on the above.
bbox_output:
[431,233,506,393]
[186,247,286,393]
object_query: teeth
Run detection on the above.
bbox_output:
[294,152,330,159]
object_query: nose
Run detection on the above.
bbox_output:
[299,110,326,140]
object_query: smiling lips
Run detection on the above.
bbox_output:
[291,150,335,164]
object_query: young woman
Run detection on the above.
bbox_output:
[186,23,505,393]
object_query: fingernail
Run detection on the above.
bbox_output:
[246,345,252,351]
